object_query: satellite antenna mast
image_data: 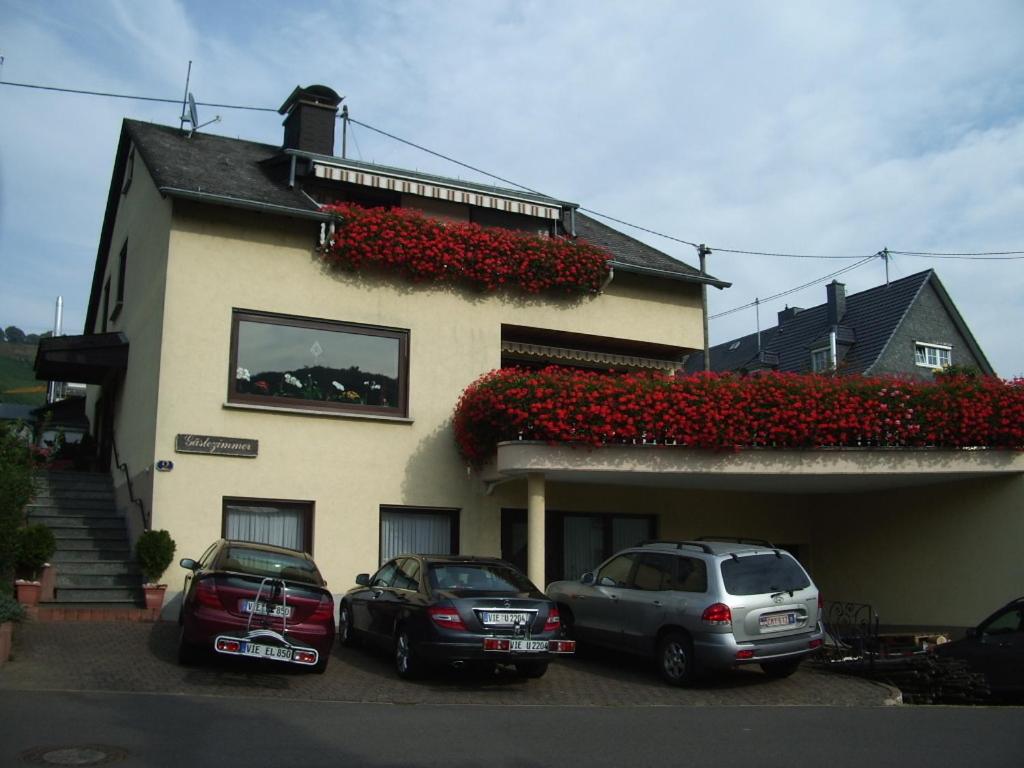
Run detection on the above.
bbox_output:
[179,60,193,131]
[178,61,221,137]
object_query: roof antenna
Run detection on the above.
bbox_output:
[178,61,221,137]
[179,60,193,131]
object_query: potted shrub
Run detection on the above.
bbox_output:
[136,529,176,614]
[14,524,56,608]
[0,592,25,666]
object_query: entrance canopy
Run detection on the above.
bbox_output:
[486,441,1024,495]
[34,333,128,385]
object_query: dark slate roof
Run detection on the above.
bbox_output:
[572,213,728,288]
[686,270,941,375]
[126,120,315,212]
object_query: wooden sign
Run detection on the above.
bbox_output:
[175,434,258,458]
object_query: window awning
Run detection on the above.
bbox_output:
[501,341,681,372]
[34,332,129,385]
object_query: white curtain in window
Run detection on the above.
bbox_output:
[225,504,305,552]
[563,516,604,581]
[380,511,451,564]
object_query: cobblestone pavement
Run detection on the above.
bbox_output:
[0,621,896,707]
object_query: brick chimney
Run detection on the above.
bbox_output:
[826,280,847,326]
[278,85,343,156]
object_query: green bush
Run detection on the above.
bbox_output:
[136,529,176,584]
[0,425,34,594]
[15,524,56,580]
[0,592,26,623]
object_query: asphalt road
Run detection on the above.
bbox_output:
[1,690,1021,768]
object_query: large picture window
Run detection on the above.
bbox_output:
[222,498,314,554]
[229,309,409,416]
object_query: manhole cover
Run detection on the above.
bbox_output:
[20,745,128,766]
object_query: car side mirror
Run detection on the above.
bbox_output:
[355,573,371,587]
[580,572,595,585]
[179,558,197,571]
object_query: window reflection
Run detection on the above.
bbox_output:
[231,312,407,415]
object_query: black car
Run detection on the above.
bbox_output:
[338,555,574,679]
[934,596,1024,700]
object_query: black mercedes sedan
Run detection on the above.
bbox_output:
[338,555,574,679]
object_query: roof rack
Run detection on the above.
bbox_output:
[698,536,776,548]
[637,540,715,555]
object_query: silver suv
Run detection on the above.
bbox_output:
[546,539,823,685]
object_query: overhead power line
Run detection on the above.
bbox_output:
[708,256,878,320]
[3,78,1023,261]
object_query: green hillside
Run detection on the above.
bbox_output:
[0,344,45,406]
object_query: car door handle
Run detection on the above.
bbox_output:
[653,600,662,607]
[372,590,383,600]
[609,594,618,601]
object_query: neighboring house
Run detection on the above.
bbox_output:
[686,272,995,377]
[34,85,1022,629]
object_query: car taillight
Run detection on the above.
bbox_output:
[309,595,334,622]
[818,593,824,612]
[543,605,561,632]
[702,603,732,626]
[429,605,467,631]
[195,579,220,609]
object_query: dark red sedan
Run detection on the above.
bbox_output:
[177,539,335,672]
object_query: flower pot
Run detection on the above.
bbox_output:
[143,584,166,614]
[15,580,41,608]
[0,621,12,666]
[39,563,57,603]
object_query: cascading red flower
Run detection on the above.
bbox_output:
[453,368,1024,464]
[319,203,611,296]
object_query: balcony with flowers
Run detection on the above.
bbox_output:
[454,367,1024,491]
[318,203,611,296]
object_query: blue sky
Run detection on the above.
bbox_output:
[2,0,1022,375]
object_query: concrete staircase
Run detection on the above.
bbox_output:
[28,470,143,606]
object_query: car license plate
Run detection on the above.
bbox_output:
[760,612,797,629]
[241,600,293,618]
[481,611,530,625]
[509,639,547,652]
[240,641,293,660]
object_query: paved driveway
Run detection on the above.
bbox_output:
[0,621,895,706]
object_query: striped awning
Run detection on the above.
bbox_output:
[501,341,681,372]
[312,162,563,220]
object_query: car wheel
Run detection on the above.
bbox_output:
[657,631,694,686]
[761,658,802,679]
[394,627,420,679]
[514,661,549,679]
[338,603,357,648]
[177,628,204,666]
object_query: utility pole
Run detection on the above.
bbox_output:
[698,244,712,372]
[341,105,349,159]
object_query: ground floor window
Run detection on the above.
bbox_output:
[501,509,656,582]
[379,506,459,565]
[222,498,314,554]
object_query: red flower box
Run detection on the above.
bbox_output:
[319,203,611,296]
[453,368,1024,464]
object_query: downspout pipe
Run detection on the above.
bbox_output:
[829,327,838,371]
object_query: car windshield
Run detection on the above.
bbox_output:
[221,545,322,585]
[720,553,810,596]
[428,563,535,593]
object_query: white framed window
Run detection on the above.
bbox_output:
[915,342,951,369]
[810,348,830,373]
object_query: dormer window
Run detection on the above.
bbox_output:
[810,348,830,373]
[915,342,951,369]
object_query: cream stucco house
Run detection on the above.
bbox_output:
[37,85,1023,629]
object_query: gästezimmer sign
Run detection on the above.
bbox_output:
[175,434,258,458]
